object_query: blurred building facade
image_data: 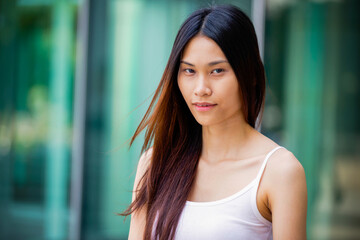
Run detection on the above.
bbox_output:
[0,0,359,239]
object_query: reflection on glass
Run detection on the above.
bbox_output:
[0,1,77,239]
[264,0,360,239]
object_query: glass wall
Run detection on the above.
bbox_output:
[0,0,77,239]
[264,0,360,239]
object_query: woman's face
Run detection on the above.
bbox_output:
[177,35,244,127]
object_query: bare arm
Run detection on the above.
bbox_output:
[268,151,308,240]
[128,149,152,240]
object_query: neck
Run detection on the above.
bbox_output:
[201,115,258,163]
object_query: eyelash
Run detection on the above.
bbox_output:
[184,69,195,74]
[212,68,224,74]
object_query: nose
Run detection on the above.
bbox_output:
[194,75,212,97]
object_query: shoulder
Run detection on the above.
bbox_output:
[129,148,153,240]
[266,147,306,186]
[260,147,307,238]
[138,147,153,171]
[254,132,305,184]
[263,147,307,211]
[133,147,153,195]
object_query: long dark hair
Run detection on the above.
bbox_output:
[121,4,265,240]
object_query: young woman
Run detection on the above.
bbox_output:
[122,4,307,240]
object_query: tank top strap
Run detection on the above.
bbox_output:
[254,146,284,183]
[249,146,285,225]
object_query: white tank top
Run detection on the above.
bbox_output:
[173,146,284,240]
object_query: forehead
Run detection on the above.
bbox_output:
[181,35,227,63]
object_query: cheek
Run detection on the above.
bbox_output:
[219,81,242,107]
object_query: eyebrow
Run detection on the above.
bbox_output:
[180,60,228,67]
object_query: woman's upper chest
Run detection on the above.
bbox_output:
[187,154,266,202]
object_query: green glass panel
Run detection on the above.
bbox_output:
[0,1,77,239]
[264,0,360,239]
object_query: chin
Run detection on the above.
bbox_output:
[193,117,216,127]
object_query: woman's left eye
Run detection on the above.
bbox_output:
[212,68,224,74]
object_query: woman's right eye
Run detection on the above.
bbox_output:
[184,68,195,74]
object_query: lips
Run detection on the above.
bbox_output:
[193,102,217,112]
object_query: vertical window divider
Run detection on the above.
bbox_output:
[69,0,90,239]
[251,0,266,131]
